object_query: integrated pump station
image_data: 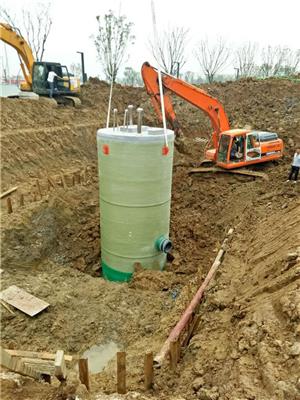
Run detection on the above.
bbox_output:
[97,105,174,282]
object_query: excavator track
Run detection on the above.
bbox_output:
[63,96,81,108]
[189,167,269,180]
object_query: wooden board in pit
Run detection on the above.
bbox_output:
[0,285,49,316]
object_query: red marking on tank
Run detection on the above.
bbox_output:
[162,145,169,155]
[102,144,110,155]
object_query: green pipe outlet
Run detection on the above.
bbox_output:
[155,236,172,254]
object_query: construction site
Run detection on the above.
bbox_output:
[1,3,300,400]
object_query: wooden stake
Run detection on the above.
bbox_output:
[54,350,66,381]
[72,174,75,186]
[19,194,24,207]
[81,169,85,184]
[60,173,67,189]
[78,358,90,391]
[47,176,56,189]
[117,351,126,394]
[6,197,13,214]
[169,339,178,371]
[144,352,154,390]
[36,180,42,198]
[0,300,15,315]
[176,335,181,362]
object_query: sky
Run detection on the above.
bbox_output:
[1,0,300,80]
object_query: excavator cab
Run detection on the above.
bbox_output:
[32,62,80,96]
[216,130,281,169]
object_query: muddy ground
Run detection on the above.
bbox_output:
[0,77,300,400]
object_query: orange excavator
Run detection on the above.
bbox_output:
[141,62,283,170]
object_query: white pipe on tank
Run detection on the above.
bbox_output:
[137,107,143,133]
[113,108,118,131]
[128,104,134,125]
[123,109,128,128]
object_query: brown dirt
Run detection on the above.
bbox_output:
[0,77,300,400]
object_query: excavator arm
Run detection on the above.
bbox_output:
[141,62,230,150]
[0,22,35,90]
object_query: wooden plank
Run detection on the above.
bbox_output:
[79,358,90,391]
[5,349,73,362]
[0,347,13,370]
[1,186,18,199]
[117,352,126,394]
[0,285,49,317]
[54,350,67,381]
[144,352,154,390]
[0,347,41,379]
[21,358,55,375]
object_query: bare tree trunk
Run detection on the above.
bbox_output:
[149,27,189,75]
[0,3,52,62]
[94,11,135,83]
[235,42,258,78]
[195,38,230,83]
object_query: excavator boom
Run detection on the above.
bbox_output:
[0,22,34,90]
[141,62,230,150]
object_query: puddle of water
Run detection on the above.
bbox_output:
[82,342,120,374]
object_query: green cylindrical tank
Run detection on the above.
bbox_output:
[97,125,174,282]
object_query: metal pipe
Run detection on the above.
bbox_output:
[154,228,233,367]
[137,107,143,133]
[123,109,128,128]
[128,104,134,125]
[113,108,118,131]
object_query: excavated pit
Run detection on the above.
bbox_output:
[1,77,300,400]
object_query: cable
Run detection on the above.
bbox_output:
[151,0,168,148]
[106,79,113,128]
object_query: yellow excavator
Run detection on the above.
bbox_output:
[0,22,81,106]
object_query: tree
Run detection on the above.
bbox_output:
[122,67,142,86]
[70,62,82,78]
[282,48,300,76]
[150,27,189,75]
[259,45,288,77]
[195,38,230,83]
[94,10,135,83]
[183,71,205,84]
[0,2,52,61]
[235,42,258,78]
